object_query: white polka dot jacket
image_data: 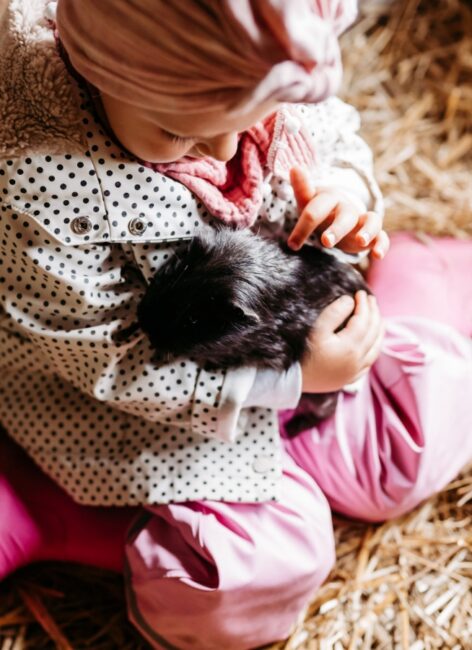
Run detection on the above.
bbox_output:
[0,0,384,506]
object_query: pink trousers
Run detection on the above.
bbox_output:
[1,234,472,650]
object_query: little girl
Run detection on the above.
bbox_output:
[1,1,471,649]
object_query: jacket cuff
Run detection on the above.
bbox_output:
[242,363,302,409]
[191,365,257,442]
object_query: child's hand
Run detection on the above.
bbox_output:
[287,167,389,259]
[301,290,384,394]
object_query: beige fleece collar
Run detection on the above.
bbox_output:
[0,0,86,159]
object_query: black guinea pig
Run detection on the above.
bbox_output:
[137,228,369,435]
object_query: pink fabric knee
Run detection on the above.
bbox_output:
[124,453,335,650]
[282,316,472,522]
[0,433,136,578]
[367,233,472,336]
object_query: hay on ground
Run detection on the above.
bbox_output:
[340,0,472,238]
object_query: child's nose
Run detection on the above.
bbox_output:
[197,133,238,162]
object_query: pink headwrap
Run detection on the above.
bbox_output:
[57,0,357,115]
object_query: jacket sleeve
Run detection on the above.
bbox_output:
[126,240,301,438]
[0,217,298,444]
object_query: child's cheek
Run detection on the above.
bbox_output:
[124,134,192,163]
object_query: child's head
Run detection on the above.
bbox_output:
[57,0,357,163]
[96,93,276,164]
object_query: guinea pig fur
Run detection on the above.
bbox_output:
[137,228,369,436]
[137,228,368,371]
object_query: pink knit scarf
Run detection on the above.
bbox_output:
[150,108,316,228]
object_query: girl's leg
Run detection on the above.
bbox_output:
[282,234,472,523]
[367,233,472,336]
[0,431,137,579]
[125,452,335,650]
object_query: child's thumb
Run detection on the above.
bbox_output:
[316,295,355,333]
[289,167,313,210]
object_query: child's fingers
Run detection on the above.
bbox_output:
[320,204,361,248]
[341,292,382,352]
[370,230,390,260]
[315,295,356,335]
[344,303,384,380]
[339,290,371,341]
[289,167,314,212]
[357,295,383,354]
[354,212,383,247]
[288,193,339,250]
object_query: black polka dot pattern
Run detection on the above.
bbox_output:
[0,88,217,248]
[0,77,285,506]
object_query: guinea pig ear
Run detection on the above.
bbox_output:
[230,302,261,326]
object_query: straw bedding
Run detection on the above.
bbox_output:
[342,0,471,239]
[1,0,471,647]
